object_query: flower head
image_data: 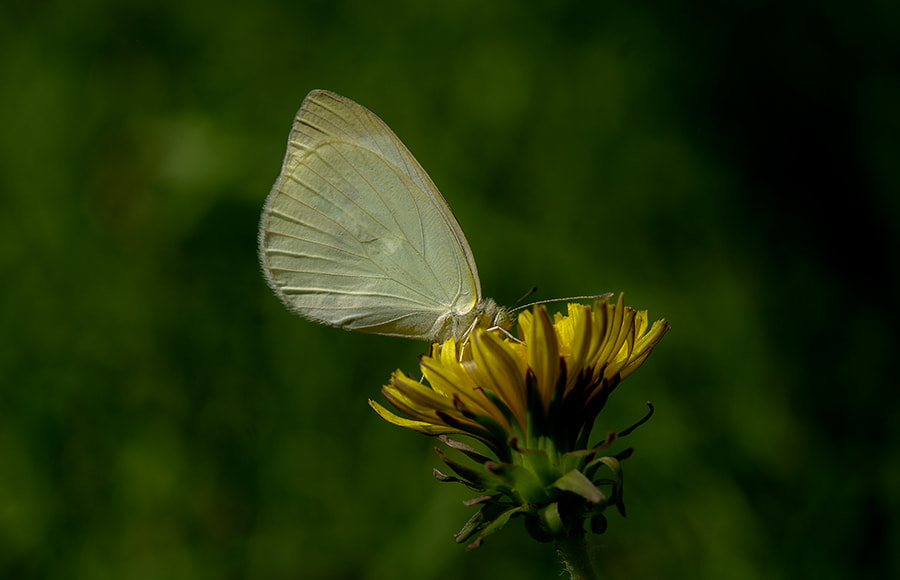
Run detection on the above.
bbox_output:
[370,293,669,549]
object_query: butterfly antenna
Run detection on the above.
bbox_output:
[514,286,538,307]
[510,292,614,314]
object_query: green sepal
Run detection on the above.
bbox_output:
[434,410,509,462]
[558,431,616,472]
[584,453,622,481]
[434,447,508,492]
[437,435,493,465]
[454,501,501,543]
[617,401,654,437]
[433,468,488,494]
[465,504,527,550]
[591,430,618,453]
[486,461,548,505]
[585,456,627,517]
[462,494,493,507]
[539,501,567,538]
[511,444,558,487]
[551,469,606,504]
[440,405,513,463]
[455,501,527,550]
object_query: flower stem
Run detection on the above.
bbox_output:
[556,532,600,580]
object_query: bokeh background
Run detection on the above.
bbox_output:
[2,0,897,578]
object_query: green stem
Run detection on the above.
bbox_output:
[556,532,599,580]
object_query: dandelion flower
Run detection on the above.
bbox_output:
[370,293,669,554]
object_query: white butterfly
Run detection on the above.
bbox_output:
[258,90,506,342]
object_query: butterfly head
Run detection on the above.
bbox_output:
[440,298,510,343]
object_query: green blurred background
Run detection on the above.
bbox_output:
[2,0,897,578]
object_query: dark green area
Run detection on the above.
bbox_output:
[1,0,897,578]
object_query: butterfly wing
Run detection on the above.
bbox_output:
[259,90,482,340]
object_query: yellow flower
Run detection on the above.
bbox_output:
[370,293,669,549]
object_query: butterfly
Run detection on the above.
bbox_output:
[258,90,507,342]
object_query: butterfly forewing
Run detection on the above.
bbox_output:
[259,90,482,340]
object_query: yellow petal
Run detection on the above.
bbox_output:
[563,303,592,394]
[368,399,457,435]
[516,309,534,340]
[420,358,502,422]
[527,306,560,412]
[469,330,528,430]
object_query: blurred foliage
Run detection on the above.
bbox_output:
[1,0,898,578]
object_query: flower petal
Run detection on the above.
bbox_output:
[468,331,529,431]
[527,306,560,413]
[368,399,457,435]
